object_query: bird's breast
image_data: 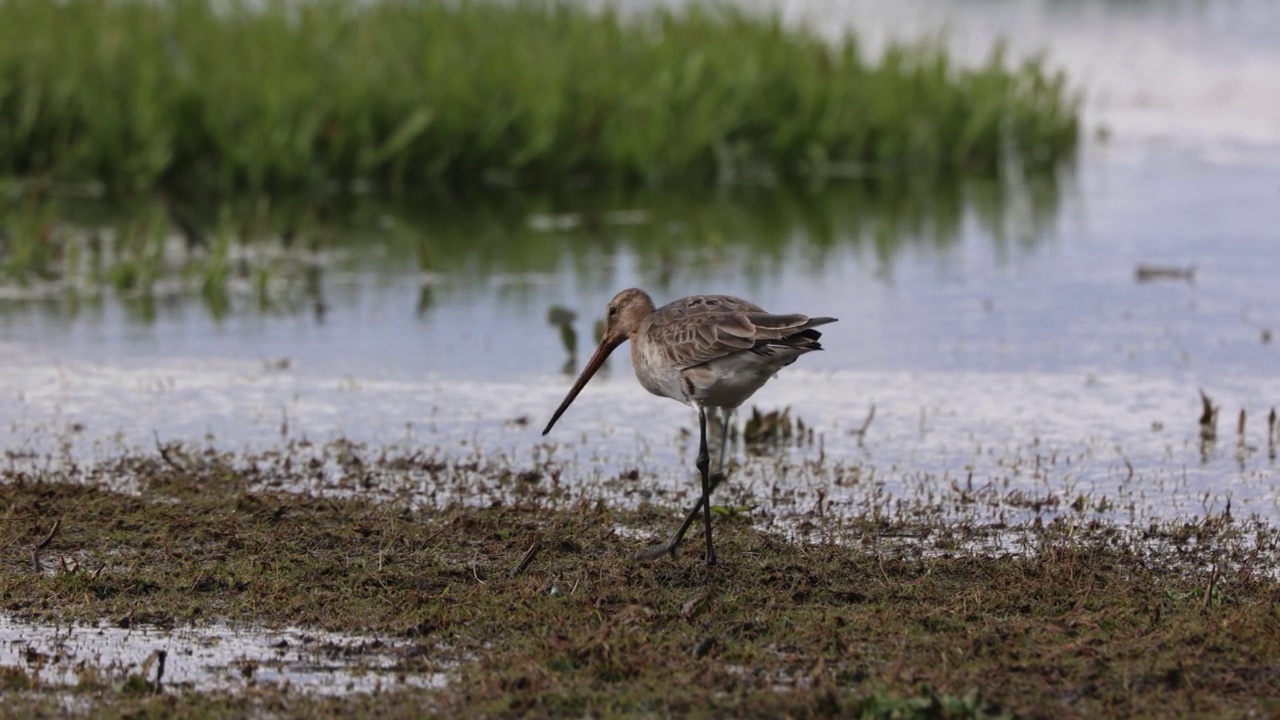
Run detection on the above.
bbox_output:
[630,337,690,404]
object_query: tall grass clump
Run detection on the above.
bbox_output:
[0,0,1079,195]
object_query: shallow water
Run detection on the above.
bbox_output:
[2,0,1279,527]
[0,615,446,696]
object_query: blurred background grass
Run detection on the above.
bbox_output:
[0,0,1079,196]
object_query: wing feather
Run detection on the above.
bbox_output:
[643,294,838,370]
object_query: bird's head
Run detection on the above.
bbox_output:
[542,288,655,435]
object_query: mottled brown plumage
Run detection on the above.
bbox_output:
[542,288,837,565]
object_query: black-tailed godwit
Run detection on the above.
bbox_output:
[543,288,836,566]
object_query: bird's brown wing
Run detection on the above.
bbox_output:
[647,309,834,371]
[660,294,766,317]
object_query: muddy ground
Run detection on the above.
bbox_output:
[1,444,1278,718]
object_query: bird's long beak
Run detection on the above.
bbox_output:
[542,336,624,435]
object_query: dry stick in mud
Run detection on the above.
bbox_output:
[540,288,835,567]
[30,517,61,572]
[510,542,543,577]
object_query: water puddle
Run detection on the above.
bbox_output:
[0,616,450,697]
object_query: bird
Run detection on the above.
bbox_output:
[542,288,837,565]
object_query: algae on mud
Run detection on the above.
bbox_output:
[0,0,1078,195]
[1,445,1278,718]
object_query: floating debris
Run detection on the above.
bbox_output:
[1135,264,1196,283]
[262,357,291,372]
[1198,389,1218,442]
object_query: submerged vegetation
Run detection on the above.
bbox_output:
[0,0,1078,196]
[0,172,1063,316]
[0,188,326,321]
[1,446,1278,717]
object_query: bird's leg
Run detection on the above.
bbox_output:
[696,404,717,566]
[716,406,733,480]
[633,474,723,562]
[634,405,726,564]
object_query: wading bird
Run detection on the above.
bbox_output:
[542,288,836,565]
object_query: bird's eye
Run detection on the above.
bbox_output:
[608,306,619,318]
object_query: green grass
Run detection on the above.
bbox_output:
[0,0,1079,196]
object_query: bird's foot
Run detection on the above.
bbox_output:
[633,540,677,563]
[633,472,726,564]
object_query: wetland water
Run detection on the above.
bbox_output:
[3,0,1280,531]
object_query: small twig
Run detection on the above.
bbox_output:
[849,404,876,438]
[1202,565,1220,611]
[510,541,543,577]
[37,518,61,551]
[30,518,61,573]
